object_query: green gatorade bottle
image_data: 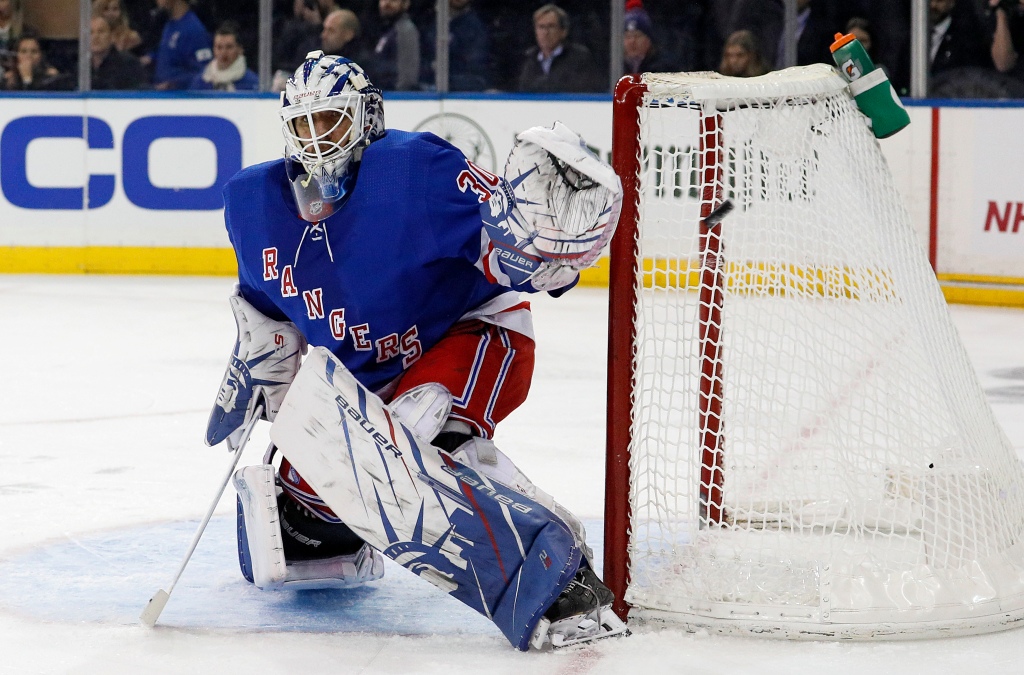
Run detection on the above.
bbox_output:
[830,32,910,139]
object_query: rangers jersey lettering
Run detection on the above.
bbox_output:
[223,130,546,392]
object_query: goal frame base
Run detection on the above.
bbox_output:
[629,605,1024,640]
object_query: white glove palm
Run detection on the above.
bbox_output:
[505,122,623,272]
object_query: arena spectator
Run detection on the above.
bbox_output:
[422,0,491,91]
[366,0,419,90]
[845,16,874,56]
[517,3,602,93]
[729,0,845,70]
[128,1,166,69]
[91,15,146,89]
[989,0,1024,75]
[21,0,78,75]
[622,3,672,76]
[191,21,258,91]
[929,0,991,76]
[321,8,362,59]
[1,32,72,90]
[719,29,768,77]
[93,0,142,54]
[152,0,212,90]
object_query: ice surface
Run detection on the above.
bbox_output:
[1,275,1023,673]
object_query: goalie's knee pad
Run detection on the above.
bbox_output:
[447,437,593,563]
[388,382,452,442]
[233,464,384,590]
[448,437,547,505]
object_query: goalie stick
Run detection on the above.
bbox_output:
[139,405,263,628]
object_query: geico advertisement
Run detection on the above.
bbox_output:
[0,96,612,249]
[0,98,278,247]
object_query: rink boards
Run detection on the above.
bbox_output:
[0,93,1020,307]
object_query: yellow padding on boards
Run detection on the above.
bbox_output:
[633,258,900,301]
[582,260,1024,307]
[0,247,237,275]
[2,248,1022,308]
[938,273,1024,286]
[939,277,1024,309]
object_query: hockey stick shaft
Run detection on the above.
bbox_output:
[139,405,263,627]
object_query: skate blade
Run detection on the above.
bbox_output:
[281,572,383,591]
[531,607,631,650]
[280,546,386,591]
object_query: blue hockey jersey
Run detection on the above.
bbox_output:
[153,10,212,89]
[224,130,560,393]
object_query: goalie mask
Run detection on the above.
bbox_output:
[281,52,385,221]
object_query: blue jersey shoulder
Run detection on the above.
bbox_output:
[222,160,293,233]
[371,129,459,154]
[362,129,472,181]
[225,158,286,195]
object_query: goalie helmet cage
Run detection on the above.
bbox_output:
[604,65,1024,639]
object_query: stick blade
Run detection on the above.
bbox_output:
[139,589,170,627]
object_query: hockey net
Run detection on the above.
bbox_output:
[604,65,1024,638]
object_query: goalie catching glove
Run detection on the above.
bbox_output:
[206,291,307,448]
[505,122,622,288]
[478,122,622,292]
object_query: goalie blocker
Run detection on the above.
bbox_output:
[269,347,626,650]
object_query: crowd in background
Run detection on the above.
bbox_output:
[1,0,1023,97]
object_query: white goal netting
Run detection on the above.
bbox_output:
[622,65,1024,637]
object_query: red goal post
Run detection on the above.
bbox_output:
[604,66,1024,637]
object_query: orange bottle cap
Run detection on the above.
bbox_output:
[830,32,856,52]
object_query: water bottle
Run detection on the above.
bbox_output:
[830,32,910,139]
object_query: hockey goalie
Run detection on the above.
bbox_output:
[205,51,626,650]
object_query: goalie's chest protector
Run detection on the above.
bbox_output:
[223,131,507,393]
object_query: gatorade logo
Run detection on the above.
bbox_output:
[842,59,862,81]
